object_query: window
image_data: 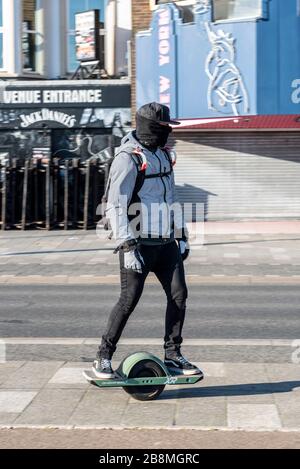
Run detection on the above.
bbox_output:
[151,0,196,7]
[213,0,263,21]
[67,0,106,73]
[0,0,3,68]
[154,1,196,4]
[22,0,43,72]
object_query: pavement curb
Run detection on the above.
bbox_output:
[2,342,297,363]
[0,424,300,433]
[0,338,296,346]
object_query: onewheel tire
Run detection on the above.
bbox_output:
[123,359,166,401]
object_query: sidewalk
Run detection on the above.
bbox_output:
[203,221,300,235]
[0,221,300,283]
[1,222,299,438]
[0,359,299,431]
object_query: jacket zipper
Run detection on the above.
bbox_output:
[153,152,167,202]
[153,151,169,236]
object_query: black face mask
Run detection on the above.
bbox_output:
[135,115,172,150]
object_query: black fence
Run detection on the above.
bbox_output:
[0,157,110,231]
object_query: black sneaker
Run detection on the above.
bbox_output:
[92,358,114,379]
[164,353,203,377]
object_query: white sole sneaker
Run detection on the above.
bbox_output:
[165,366,204,377]
[92,368,115,379]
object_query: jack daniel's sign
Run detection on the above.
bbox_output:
[19,109,77,128]
[0,81,131,129]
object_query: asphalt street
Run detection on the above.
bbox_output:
[0,229,300,444]
[0,284,299,339]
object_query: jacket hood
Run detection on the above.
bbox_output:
[119,131,141,152]
[118,131,165,155]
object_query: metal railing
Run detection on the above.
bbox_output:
[0,157,108,231]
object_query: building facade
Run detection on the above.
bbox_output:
[131,0,153,122]
[0,0,131,79]
[0,0,132,165]
[134,0,300,220]
[137,0,300,118]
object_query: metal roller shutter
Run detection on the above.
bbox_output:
[171,131,300,221]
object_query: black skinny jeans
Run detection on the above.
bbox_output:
[98,241,188,359]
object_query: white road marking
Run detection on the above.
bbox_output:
[223,253,241,258]
[1,424,300,431]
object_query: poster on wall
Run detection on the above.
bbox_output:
[22,21,32,70]
[75,10,100,62]
[52,129,113,163]
[150,0,197,9]
[0,130,51,164]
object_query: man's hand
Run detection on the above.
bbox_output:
[178,240,190,262]
[124,249,145,273]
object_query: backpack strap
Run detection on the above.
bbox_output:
[100,149,146,233]
[103,146,175,205]
[128,150,147,200]
[102,173,111,204]
[101,149,146,203]
[162,147,176,167]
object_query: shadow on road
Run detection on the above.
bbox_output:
[3,237,300,256]
[159,380,300,400]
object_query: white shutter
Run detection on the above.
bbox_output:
[171,131,300,220]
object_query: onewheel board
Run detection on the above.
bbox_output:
[83,352,203,401]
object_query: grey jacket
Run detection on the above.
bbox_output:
[106,131,185,245]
